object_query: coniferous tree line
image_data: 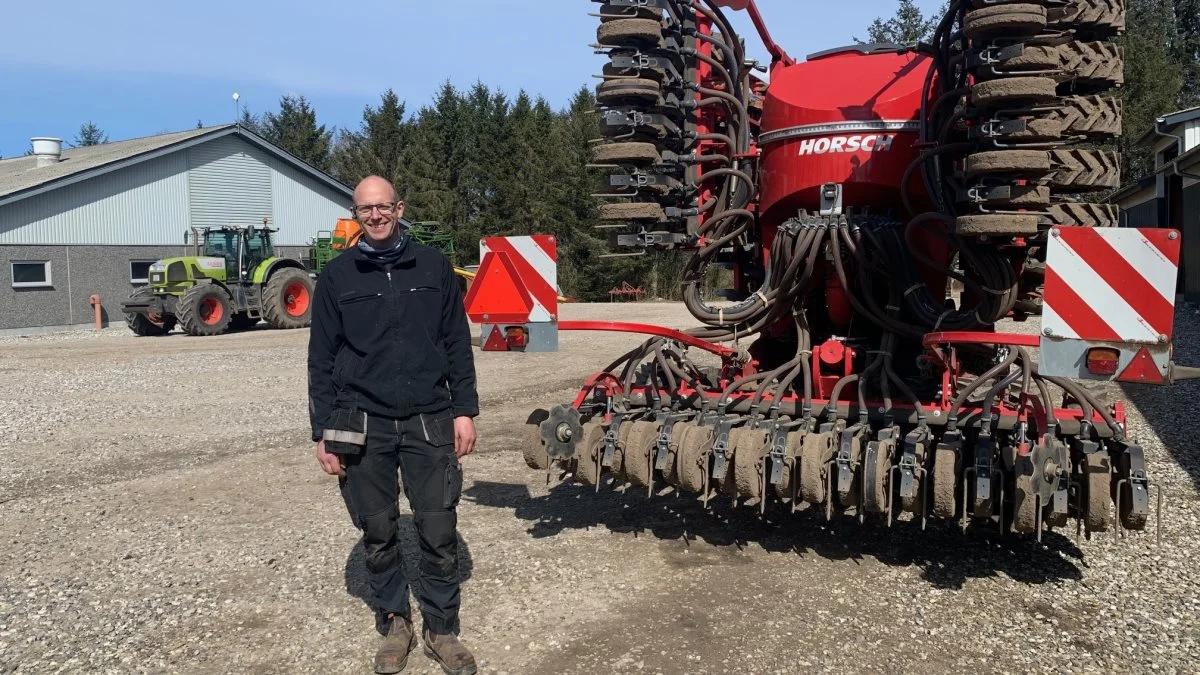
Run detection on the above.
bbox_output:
[226,1,1198,301]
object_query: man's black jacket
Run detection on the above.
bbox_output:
[307,236,478,442]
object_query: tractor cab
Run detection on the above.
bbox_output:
[192,223,278,284]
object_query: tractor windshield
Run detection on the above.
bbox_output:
[245,229,272,270]
[202,231,239,266]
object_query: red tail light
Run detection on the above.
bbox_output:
[505,327,527,349]
[1086,347,1120,375]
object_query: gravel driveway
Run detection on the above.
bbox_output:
[1,302,1197,674]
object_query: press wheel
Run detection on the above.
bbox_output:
[733,428,771,500]
[932,446,959,519]
[624,420,659,488]
[574,421,607,486]
[799,432,834,505]
[676,424,712,494]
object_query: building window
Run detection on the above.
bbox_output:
[11,261,52,288]
[130,260,156,284]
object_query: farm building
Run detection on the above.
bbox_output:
[1110,105,1200,301]
[0,124,353,335]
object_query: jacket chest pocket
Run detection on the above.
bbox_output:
[338,292,383,344]
[399,286,442,342]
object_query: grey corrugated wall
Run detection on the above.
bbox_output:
[0,134,350,248]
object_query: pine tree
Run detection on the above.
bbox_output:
[260,95,333,172]
[1120,0,1188,181]
[330,89,411,190]
[855,0,947,44]
[73,122,107,147]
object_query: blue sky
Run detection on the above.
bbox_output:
[0,0,946,158]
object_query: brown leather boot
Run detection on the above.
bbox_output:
[373,614,417,674]
[422,629,477,675]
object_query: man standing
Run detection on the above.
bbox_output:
[307,175,479,675]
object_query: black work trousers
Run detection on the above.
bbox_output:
[336,409,464,635]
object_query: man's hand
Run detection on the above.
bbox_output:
[454,416,477,459]
[315,439,345,477]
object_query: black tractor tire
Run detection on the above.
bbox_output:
[956,214,1042,235]
[1042,201,1118,228]
[597,19,663,48]
[262,267,315,329]
[1007,95,1122,140]
[965,149,1052,175]
[985,40,1124,89]
[971,77,1059,106]
[124,288,176,336]
[592,141,662,166]
[1048,148,1121,191]
[598,202,667,222]
[964,4,1047,37]
[176,284,233,336]
[596,77,662,107]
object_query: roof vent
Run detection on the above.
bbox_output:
[31,137,63,167]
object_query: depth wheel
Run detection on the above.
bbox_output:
[971,77,1059,107]
[597,19,663,49]
[956,214,1041,235]
[964,3,1047,38]
[522,419,549,470]
[592,142,662,167]
[596,78,662,107]
[599,202,667,222]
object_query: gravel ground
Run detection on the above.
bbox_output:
[1,301,1198,674]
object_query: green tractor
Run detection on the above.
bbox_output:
[121,223,315,336]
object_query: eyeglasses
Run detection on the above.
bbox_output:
[352,202,399,218]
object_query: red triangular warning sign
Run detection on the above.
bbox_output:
[464,250,534,324]
[482,325,510,351]
[1116,347,1166,384]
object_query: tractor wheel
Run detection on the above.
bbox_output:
[176,284,233,336]
[124,288,176,336]
[263,268,315,329]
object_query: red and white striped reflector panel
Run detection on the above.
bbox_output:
[1042,227,1181,344]
[463,235,558,324]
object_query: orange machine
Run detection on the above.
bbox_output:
[331,218,363,250]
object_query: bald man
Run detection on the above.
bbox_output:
[307,176,479,674]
